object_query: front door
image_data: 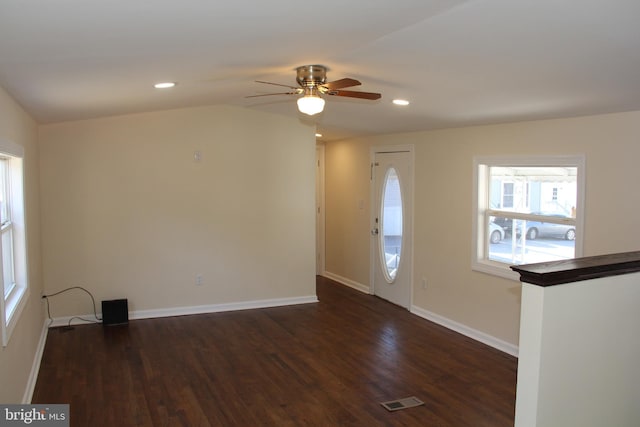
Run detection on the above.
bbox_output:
[371,148,413,308]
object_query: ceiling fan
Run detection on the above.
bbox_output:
[247,65,382,115]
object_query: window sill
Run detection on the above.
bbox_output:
[472,260,521,282]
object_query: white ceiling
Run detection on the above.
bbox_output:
[1,0,640,141]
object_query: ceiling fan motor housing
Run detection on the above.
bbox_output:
[296,65,327,87]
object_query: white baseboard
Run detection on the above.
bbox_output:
[47,294,319,327]
[322,271,371,294]
[130,295,318,320]
[23,319,49,403]
[411,305,519,357]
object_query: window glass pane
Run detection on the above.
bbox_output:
[489,166,577,216]
[2,228,15,297]
[0,159,7,225]
[488,218,575,265]
[488,166,577,264]
[380,167,403,282]
[0,158,12,298]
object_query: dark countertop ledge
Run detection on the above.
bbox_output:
[510,251,640,287]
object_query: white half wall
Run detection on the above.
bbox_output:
[515,274,640,426]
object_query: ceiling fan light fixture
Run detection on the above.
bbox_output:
[250,65,381,115]
[297,94,325,116]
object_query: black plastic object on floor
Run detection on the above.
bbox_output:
[101,298,129,326]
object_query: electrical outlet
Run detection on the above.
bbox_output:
[195,274,204,286]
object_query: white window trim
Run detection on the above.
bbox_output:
[472,155,585,281]
[0,139,29,347]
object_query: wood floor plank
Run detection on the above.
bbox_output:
[32,276,517,426]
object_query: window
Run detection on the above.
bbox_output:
[502,182,514,209]
[473,155,584,280]
[0,140,28,347]
[1,159,16,298]
[380,167,403,282]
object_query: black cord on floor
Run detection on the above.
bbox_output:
[42,286,102,328]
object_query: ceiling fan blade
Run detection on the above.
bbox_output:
[327,90,382,100]
[245,92,298,98]
[255,80,301,91]
[322,78,361,90]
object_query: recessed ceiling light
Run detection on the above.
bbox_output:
[315,133,323,138]
[392,99,410,106]
[154,82,176,89]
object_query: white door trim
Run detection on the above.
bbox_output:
[316,144,326,275]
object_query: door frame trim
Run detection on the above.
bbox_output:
[316,144,326,275]
[369,145,415,308]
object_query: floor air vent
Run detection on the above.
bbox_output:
[380,396,425,412]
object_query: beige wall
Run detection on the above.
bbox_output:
[0,86,43,403]
[325,111,640,346]
[39,105,316,317]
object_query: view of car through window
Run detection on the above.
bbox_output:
[492,214,575,242]
[485,165,578,265]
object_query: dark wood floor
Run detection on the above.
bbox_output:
[32,276,517,426]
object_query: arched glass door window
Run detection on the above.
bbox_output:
[380,167,403,282]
